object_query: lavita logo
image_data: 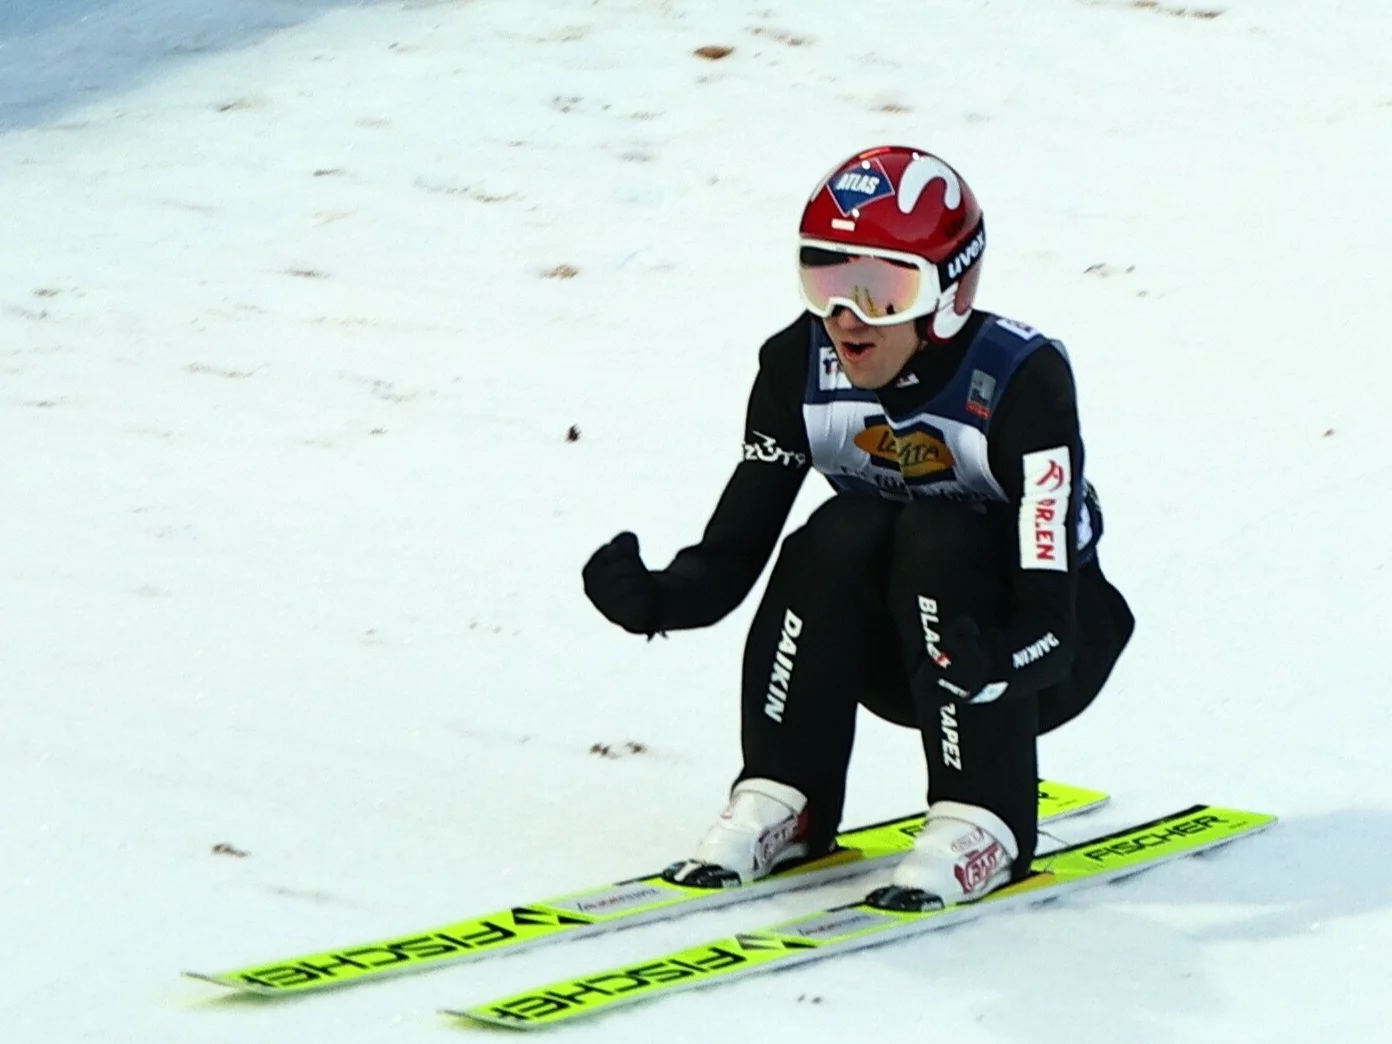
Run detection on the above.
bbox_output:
[945,225,986,281]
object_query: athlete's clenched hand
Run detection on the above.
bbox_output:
[582,532,663,637]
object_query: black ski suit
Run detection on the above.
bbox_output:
[587,310,1134,867]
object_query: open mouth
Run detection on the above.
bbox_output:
[839,341,874,361]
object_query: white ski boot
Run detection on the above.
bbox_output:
[868,800,1019,911]
[663,778,811,888]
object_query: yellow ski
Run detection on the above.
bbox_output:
[449,803,1275,1029]
[185,779,1106,996]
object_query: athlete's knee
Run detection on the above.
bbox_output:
[891,499,999,566]
[777,494,899,577]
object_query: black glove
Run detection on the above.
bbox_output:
[582,532,663,637]
[910,617,1006,705]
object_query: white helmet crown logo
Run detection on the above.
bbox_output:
[898,155,962,214]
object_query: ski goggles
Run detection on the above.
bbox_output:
[797,240,941,326]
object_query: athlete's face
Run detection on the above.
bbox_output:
[821,308,922,389]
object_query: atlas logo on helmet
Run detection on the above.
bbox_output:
[827,158,896,216]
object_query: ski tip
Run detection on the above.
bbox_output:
[440,1008,540,1032]
[181,970,276,997]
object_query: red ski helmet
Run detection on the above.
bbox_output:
[798,146,985,339]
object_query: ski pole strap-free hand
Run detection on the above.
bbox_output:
[582,532,664,637]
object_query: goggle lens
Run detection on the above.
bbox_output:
[798,247,925,324]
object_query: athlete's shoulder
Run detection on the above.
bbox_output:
[973,310,1057,347]
[971,310,1073,381]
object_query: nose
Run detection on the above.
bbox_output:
[829,306,869,333]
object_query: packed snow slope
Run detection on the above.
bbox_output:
[2,0,1389,1041]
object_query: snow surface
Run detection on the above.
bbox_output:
[3,0,1390,1040]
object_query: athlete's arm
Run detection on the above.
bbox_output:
[654,321,812,630]
[983,345,1084,693]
